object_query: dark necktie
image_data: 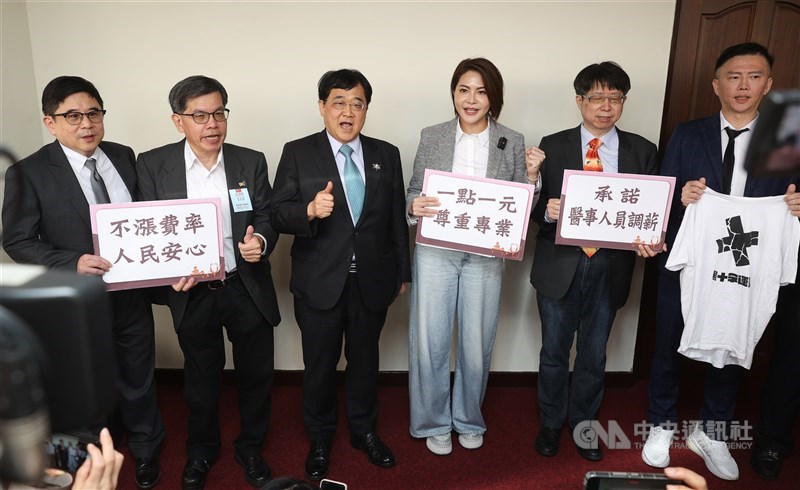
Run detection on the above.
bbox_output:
[340,144,364,223]
[722,127,749,195]
[85,158,110,204]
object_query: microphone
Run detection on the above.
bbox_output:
[497,137,507,150]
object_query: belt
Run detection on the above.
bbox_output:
[207,270,239,290]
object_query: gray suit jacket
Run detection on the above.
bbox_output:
[136,140,281,329]
[406,118,527,215]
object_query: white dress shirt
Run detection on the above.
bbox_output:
[720,112,757,197]
[62,144,132,205]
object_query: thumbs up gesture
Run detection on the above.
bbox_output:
[238,224,264,263]
[308,180,335,220]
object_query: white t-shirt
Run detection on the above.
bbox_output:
[666,189,800,369]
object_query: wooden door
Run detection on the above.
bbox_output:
[635,0,800,379]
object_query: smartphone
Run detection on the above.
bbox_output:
[320,478,348,490]
[584,471,684,490]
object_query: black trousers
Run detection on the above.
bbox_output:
[756,281,800,453]
[109,289,164,459]
[177,278,274,460]
[294,273,388,442]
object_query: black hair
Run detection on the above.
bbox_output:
[715,42,774,72]
[168,75,228,113]
[317,69,373,104]
[41,76,103,115]
[573,61,631,96]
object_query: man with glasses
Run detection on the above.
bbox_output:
[2,76,165,489]
[271,69,410,480]
[528,62,660,461]
[136,75,280,490]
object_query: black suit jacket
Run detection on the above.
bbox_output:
[136,140,281,329]
[271,130,411,311]
[3,140,137,268]
[530,126,658,309]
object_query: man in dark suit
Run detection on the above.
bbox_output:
[2,76,164,489]
[136,75,280,490]
[642,42,800,482]
[529,62,660,462]
[271,69,411,481]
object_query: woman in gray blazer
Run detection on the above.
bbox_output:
[405,58,541,455]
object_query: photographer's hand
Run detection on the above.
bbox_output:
[72,428,123,490]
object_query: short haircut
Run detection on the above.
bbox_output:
[450,57,505,120]
[715,42,774,72]
[168,75,228,113]
[41,76,104,116]
[318,69,373,105]
[573,62,631,96]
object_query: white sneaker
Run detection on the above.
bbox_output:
[426,434,452,455]
[686,426,739,480]
[642,426,674,468]
[458,433,483,450]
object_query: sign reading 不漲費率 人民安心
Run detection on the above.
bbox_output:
[90,198,225,291]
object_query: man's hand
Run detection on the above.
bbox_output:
[308,181,334,221]
[681,177,707,207]
[546,198,561,221]
[398,282,409,295]
[410,194,441,218]
[171,276,196,292]
[238,225,263,263]
[525,146,545,182]
[72,428,123,490]
[664,466,708,490]
[785,183,800,218]
[77,254,112,276]
[636,242,668,258]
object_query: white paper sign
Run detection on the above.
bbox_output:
[91,198,225,290]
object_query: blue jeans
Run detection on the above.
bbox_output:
[408,245,503,438]
[537,250,616,430]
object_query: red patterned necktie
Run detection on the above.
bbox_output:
[582,138,603,257]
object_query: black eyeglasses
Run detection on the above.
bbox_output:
[52,110,106,125]
[175,109,230,124]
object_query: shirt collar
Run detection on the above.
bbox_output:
[325,131,362,158]
[720,112,759,132]
[60,142,106,173]
[580,124,619,151]
[455,118,491,146]
[184,140,224,172]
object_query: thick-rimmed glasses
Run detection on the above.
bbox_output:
[581,94,627,105]
[175,109,230,124]
[52,110,106,125]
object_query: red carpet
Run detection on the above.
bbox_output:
[114,375,798,489]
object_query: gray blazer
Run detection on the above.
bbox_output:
[405,118,527,216]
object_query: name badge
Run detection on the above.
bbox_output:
[229,188,253,212]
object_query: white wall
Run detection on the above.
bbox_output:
[2,0,676,372]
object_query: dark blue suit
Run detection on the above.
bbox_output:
[647,114,798,429]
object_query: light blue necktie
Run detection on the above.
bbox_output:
[340,144,364,223]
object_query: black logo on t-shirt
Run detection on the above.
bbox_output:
[716,215,758,267]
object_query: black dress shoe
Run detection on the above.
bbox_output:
[576,444,603,461]
[304,440,331,481]
[350,432,396,468]
[751,444,781,480]
[535,426,560,457]
[182,459,211,490]
[134,457,161,489]
[235,454,272,488]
